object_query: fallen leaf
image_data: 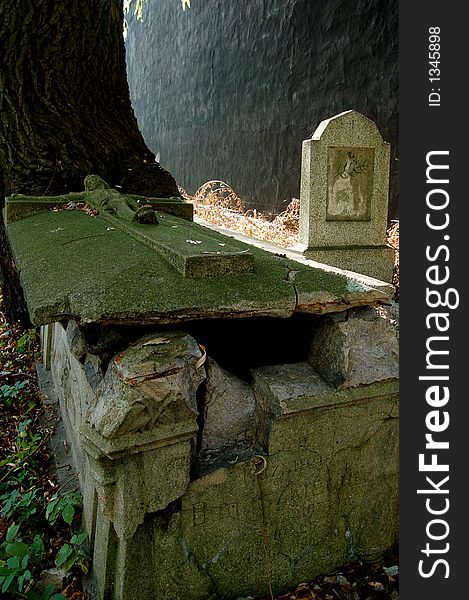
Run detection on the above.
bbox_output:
[368,581,384,591]
[142,337,171,346]
[195,344,207,370]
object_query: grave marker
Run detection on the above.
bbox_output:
[296,110,395,282]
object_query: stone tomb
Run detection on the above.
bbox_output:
[42,310,398,600]
[296,110,395,282]
[4,179,399,600]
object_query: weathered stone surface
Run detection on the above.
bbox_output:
[87,331,205,439]
[201,358,257,451]
[135,370,399,600]
[6,195,391,326]
[110,212,255,278]
[308,306,399,388]
[37,568,69,593]
[66,319,88,360]
[196,216,395,309]
[79,332,206,541]
[296,111,394,281]
[295,246,395,284]
[50,322,95,476]
[252,363,399,566]
[42,319,399,600]
[83,353,104,392]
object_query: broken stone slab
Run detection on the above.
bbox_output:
[195,215,395,308]
[308,305,399,389]
[79,331,206,539]
[41,317,399,599]
[140,372,399,599]
[200,358,257,452]
[86,331,205,439]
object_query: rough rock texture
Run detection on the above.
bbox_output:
[87,331,205,439]
[43,316,398,600]
[201,358,256,451]
[125,0,398,218]
[308,305,399,388]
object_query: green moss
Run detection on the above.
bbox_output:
[6,206,380,326]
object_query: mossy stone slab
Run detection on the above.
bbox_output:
[5,207,385,326]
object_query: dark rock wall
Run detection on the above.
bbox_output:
[126,0,398,218]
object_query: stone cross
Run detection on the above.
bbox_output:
[296,110,394,282]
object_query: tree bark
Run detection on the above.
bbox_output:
[0,0,180,198]
[0,0,180,324]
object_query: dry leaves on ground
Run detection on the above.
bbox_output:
[184,181,399,297]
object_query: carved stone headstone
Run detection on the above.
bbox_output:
[296,110,395,282]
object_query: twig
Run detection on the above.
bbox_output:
[0,370,34,379]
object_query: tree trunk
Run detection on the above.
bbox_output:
[0,0,180,324]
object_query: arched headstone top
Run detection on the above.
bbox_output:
[311,110,385,145]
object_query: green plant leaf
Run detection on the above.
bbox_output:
[6,524,19,543]
[17,568,32,593]
[6,554,20,569]
[5,541,29,558]
[2,573,14,593]
[62,502,74,525]
[31,535,45,559]
[61,553,78,572]
[55,544,72,567]
[70,532,87,546]
[45,497,59,522]
[0,489,19,516]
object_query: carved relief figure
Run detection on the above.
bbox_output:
[326,148,373,221]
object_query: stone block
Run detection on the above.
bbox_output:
[79,332,206,540]
[49,322,95,477]
[296,246,395,283]
[87,331,205,439]
[6,196,394,327]
[41,317,399,600]
[252,363,399,567]
[201,358,257,451]
[134,365,399,599]
[308,306,399,388]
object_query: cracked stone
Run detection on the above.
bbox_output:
[308,306,399,388]
[200,358,257,452]
[86,331,205,439]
